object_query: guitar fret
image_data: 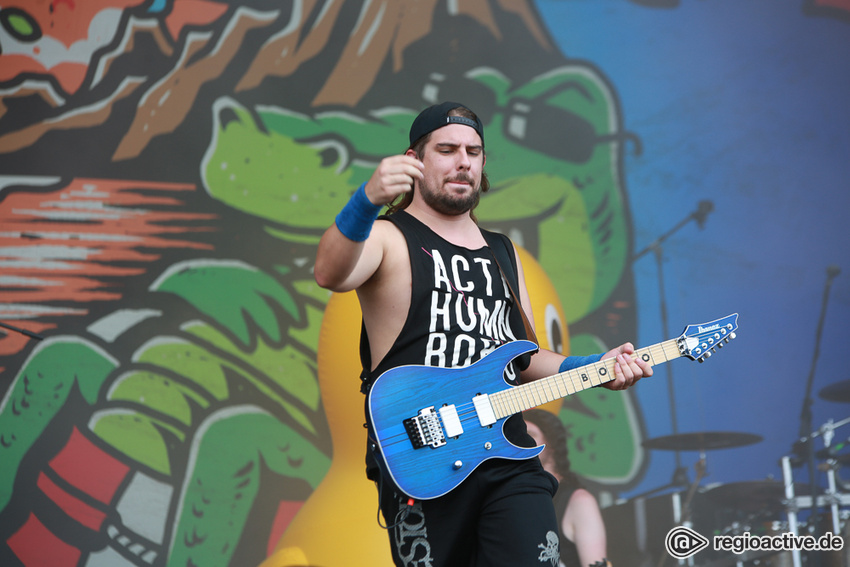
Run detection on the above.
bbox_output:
[552,375,569,398]
[543,377,560,400]
[517,387,531,410]
[491,392,503,418]
[559,371,579,394]
[495,391,509,418]
[504,390,519,416]
[521,385,536,408]
[532,379,552,406]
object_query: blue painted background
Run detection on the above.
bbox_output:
[537,0,850,500]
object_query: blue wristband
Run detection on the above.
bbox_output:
[335,182,382,242]
[559,353,603,373]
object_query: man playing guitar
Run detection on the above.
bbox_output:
[314,101,653,567]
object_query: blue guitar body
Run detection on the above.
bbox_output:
[366,340,543,500]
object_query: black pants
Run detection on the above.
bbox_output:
[377,458,561,567]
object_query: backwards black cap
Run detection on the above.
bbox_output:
[408,101,484,147]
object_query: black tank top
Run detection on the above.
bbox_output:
[360,210,534,458]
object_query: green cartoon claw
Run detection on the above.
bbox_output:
[170,407,331,567]
[0,337,118,510]
[150,259,302,347]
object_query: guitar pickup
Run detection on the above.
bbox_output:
[438,405,463,438]
[473,394,496,427]
[403,406,446,449]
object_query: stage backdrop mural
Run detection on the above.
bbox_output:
[0,1,847,566]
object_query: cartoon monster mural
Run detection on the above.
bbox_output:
[0,0,670,565]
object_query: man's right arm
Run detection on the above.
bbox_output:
[314,221,383,292]
[314,154,422,292]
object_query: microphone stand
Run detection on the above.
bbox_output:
[632,200,713,489]
[797,265,840,567]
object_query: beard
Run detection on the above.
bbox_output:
[419,174,481,216]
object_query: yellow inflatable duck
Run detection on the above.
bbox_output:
[261,247,567,566]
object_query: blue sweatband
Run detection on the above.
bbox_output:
[559,353,603,373]
[335,182,382,242]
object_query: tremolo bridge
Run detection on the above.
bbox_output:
[403,404,465,449]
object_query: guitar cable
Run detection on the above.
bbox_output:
[366,427,416,530]
[374,473,415,530]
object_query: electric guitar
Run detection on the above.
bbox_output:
[367,313,739,500]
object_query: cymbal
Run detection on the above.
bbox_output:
[642,431,763,451]
[819,380,850,403]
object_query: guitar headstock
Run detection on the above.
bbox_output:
[677,313,739,362]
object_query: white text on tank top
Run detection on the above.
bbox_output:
[424,248,518,380]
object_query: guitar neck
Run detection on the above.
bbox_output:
[488,339,682,420]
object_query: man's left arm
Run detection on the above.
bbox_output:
[513,245,653,390]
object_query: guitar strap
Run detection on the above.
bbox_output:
[480,229,539,347]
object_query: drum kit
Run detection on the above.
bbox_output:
[603,381,850,567]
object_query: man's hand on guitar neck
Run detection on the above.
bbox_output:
[600,342,653,391]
